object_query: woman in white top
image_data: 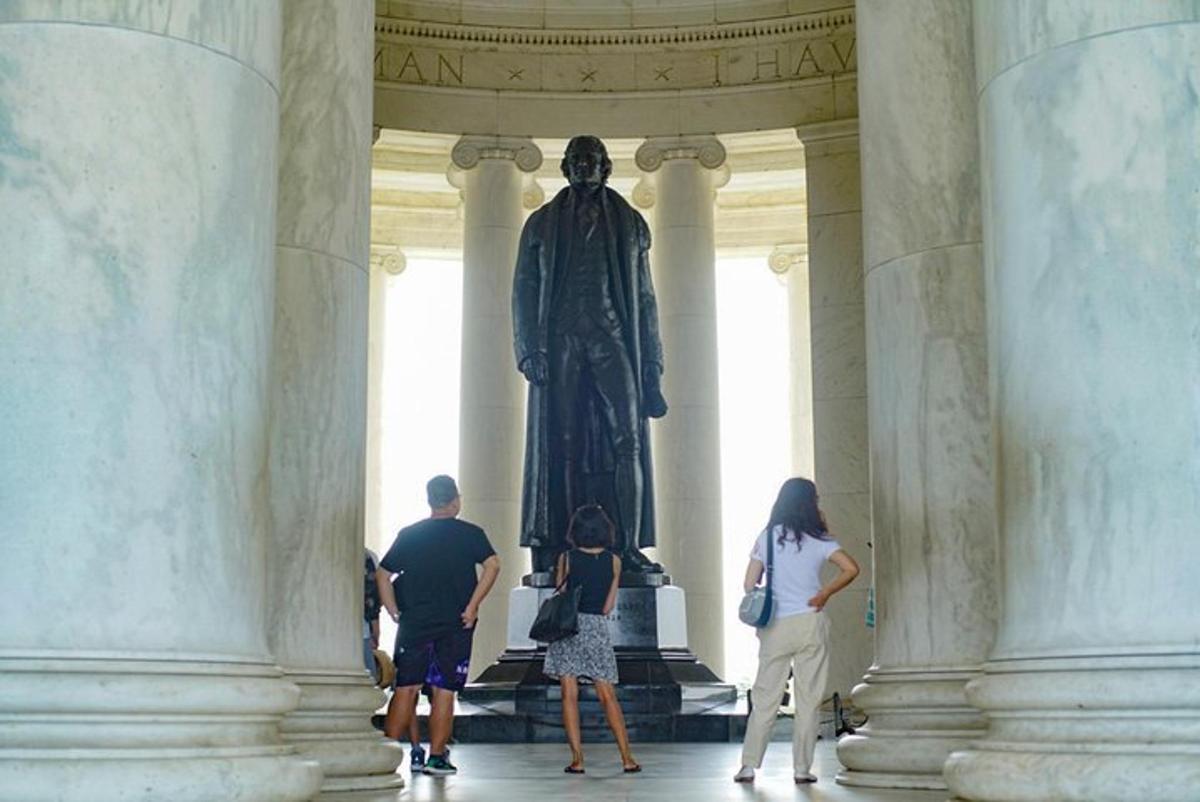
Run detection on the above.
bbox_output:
[734,477,860,785]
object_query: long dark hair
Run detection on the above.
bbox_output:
[766,478,829,550]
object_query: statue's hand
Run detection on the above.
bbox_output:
[642,364,668,419]
[520,353,549,386]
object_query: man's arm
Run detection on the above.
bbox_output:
[376,566,399,621]
[461,554,501,628]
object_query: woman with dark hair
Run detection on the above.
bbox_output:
[734,478,860,785]
[542,504,640,774]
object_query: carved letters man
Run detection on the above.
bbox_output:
[513,135,667,574]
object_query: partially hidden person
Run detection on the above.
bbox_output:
[734,478,860,785]
[542,504,640,775]
[378,475,501,776]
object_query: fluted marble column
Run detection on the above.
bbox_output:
[946,4,1200,800]
[836,1,997,790]
[452,136,543,677]
[794,121,873,701]
[769,244,815,478]
[267,1,403,798]
[0,4,322,800]
[635,136,727,675]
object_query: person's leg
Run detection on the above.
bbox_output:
[790,613,831,779]
[428,686,455,756]
[739,617,801,773]
[384,684,420,741]
[595,680,637,769]
[560,676,584,768]
[407,693,421,747]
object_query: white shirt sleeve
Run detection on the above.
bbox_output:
[822,538,842,560]
[750,529,767,561]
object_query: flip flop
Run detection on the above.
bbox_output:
[623,764,642,774]
[564,765,585,774]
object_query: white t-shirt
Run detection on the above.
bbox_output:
[750,525,842,619]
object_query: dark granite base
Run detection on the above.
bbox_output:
[457,647,739,742]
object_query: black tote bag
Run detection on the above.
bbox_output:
[529,584,581,643]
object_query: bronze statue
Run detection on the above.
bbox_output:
[513,135,667,575]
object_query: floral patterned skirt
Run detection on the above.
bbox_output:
[543,612,619,684]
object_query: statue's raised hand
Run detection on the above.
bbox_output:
[520,353,549,386]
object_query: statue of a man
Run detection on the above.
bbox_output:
[513,135,668,575]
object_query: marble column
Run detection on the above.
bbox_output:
[769,244,815,479]
[793,121,873,702]
[836,0,997,790]
[451,136,543,678]
[365,245,405,556]
[635,136,727,675]
[0,4,322,800]
[946,4,1200,800]
[267,1,403,798]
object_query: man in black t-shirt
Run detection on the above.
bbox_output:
[377,475,500,776]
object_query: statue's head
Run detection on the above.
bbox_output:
[561,135,612,189]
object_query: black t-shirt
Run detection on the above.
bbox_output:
[380,517,496,646]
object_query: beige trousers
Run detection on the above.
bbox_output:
[740,611,830,772]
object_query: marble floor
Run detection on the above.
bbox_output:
[391,741,945,801]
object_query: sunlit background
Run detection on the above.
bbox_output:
[372,253,791,686]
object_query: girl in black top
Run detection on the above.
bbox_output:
[542,505,640,774]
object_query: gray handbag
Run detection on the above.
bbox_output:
[738,529,774,627]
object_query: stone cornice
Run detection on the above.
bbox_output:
[375,6,856,97]
[376,8,855,53]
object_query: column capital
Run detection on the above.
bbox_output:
[635,135,727,173]
[522,174,545,210]
[768,243,808,275]
[632,176,656,209]
[369,244,406,275]
[451,135,543,173]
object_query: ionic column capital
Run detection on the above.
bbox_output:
[369,244,406,276]
[635,135,727,173]
[768,243,808,275]
[522,174,545,210]
[632,176,657,209]
[451,135,543,173]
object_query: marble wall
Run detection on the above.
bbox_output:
[0,3,322,798]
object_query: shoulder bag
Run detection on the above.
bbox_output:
[528,554,581,643]
[738,529,774,627]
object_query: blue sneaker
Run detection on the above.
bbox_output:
[410,745,426,770]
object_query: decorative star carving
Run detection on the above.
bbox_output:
[654,66,673,82]
[507,67,525,81]
[579,67,597,83]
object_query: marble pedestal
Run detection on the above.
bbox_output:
[461,575,735,742]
